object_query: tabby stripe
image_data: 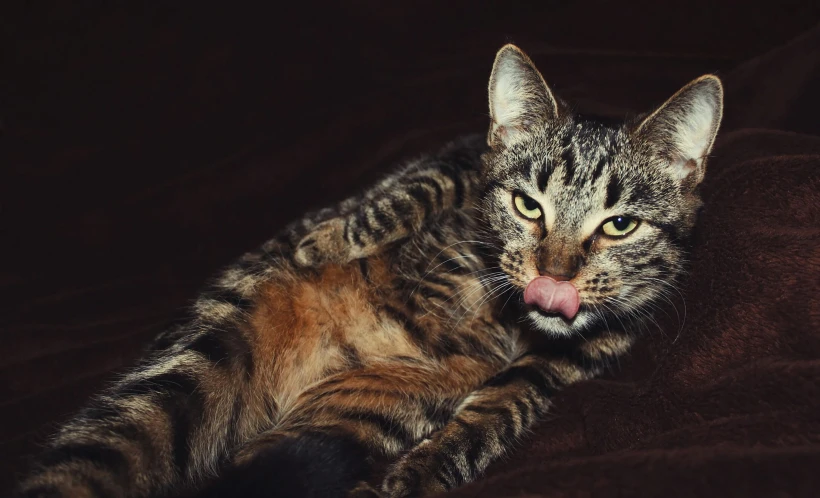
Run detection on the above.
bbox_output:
[561,139,576,186]
[78,404,160,467]
[461,405,495,416]
[501,404,520,443]
[406,176,445,212]
[417,283,453,303]
[389,197,416,230]
[422,403,453,427]
[439,255,468,274]
[656,222,684,245]
[605,175,622,209]
[537,163,551,192]
[332,408,415,446]
[437,163,467,208]
[381,305,427,344]
[406,185,434,222]
[342,217,352,244]
[354,208,375,239]
[591,156,607,183]
[40,443,128,473]
[459,334,501,360]
[463,404,515,444]
[513,398,532,430]
[341,344,363,367]
[113,371,205,474]
[422,273,457,291]
[463,420,488,478]
[436,456,459,488]
[184,329,253,373]
[434,472,453,490]
[350,223,363,246]
[432,335,465,357]
[628,182,652,206]
[428,225,448,245]
[485,364,559,398]
[450,419,477,482]
[358,259,370,281]
[483,180,502,194]
[433,446,461,487]
[372,204,396,233]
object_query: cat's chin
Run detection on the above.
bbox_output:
[527,308,595,337]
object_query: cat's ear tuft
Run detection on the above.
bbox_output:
[488,44,560,147]
[635,75,724,185]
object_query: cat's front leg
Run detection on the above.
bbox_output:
[381,354,597,498]
[293,137,484,268]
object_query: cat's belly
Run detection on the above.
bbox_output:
[250,258,429,413]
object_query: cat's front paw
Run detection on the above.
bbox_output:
[293,218,349,267]
[381,441,447,498]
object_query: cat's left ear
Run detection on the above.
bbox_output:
[634,75,724,186]
[488,44,561,147]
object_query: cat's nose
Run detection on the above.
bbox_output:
[537,253,582,281]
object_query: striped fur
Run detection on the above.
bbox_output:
[18,45,722,498]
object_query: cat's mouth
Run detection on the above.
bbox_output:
[523,277,580,319]
[533,308,572,320]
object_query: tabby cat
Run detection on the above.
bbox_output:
[17,44,722,498]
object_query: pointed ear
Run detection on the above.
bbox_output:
[635,75,724,185]
[488,44,560,147]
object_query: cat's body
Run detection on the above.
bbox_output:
[17,45,723,498]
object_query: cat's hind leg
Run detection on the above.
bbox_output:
[205,364,471,498]
[198,429,374,498]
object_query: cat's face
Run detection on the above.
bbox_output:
[479,45,723,337]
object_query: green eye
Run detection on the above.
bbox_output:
[601,216,638,237]
[514,194,542,220]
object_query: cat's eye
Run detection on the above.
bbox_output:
[513,194,542,220]
[601,216,638,237]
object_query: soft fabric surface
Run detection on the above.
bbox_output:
[2,3,819,496]
[445,26,820,497]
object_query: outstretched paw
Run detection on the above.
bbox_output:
[293,218,349,268]
[381,441,447,498]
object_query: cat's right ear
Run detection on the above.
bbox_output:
[488,44,560,147]
[633,75,724,187]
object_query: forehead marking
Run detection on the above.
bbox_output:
[561,139,575,186]
[537,162,551,192]
[605,174,622,209]
[591,156,607,183]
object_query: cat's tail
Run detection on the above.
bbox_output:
[16,260,267,498]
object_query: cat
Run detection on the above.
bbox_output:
[17,44,722,498]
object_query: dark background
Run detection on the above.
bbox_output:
[2,2,820,494]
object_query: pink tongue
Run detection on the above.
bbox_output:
[523,277,580,319]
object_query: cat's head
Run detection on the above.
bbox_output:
[479,44,723,337]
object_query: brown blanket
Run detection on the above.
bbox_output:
[445,26,820,498]
[2,3,819,496]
